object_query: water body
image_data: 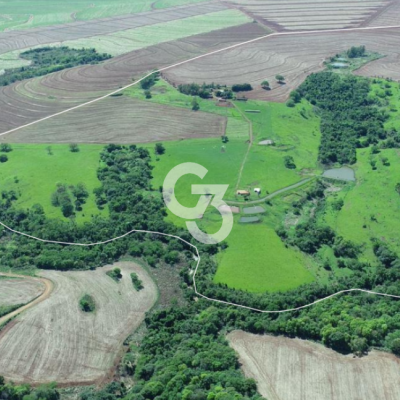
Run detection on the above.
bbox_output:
[322,167,355,182]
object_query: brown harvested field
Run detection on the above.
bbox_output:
[0,262,157,384]
[0,22,266,135]
[228,330,400,400]
[164,28,400,102]
[0,2,228,55]
[224,0,391,31]
[0,276,45,307]
[2,96,227,143]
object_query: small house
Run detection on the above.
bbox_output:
[254,188,261,195]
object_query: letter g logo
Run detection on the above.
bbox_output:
[163,163,233,244]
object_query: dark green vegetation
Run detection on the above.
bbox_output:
[0,47,111,86]
[107,267,122,282]
[0,379,59,400]
[0,304,21,318]
[79,294,95,312]
[297,72,386,164]
[51,183,89,217]
[130,272,143,290]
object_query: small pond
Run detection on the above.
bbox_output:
[322,167,355,182]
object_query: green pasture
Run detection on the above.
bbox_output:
[0,144,107,223]
[213,221,315,293]
[62,10,250,56]
[325,148,400,260]
[0,0,211,31]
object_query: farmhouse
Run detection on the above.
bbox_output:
[237,190,250,196]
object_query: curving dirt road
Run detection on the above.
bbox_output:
[0,272,53,326]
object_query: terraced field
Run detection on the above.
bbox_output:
[0,262,157,384]
[225,0,391,31]
[0,2,228,55]
[0,0,213,31]
[4,96,227,143]
[0,22,266,134]
[164,28,400,101]
[228,330,400,400]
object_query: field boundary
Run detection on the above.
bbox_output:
[1,219,400,313]
[0,272,53,325]
[2,23,400,137]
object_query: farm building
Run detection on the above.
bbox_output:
[259,139,274,146]
[237,190,250,196]
[254,188,261,195]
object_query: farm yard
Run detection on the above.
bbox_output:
[0,262,157,384]
[224,0,391,31]
[0,275,45,307]
[228,330,400,400]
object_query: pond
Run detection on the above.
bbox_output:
[322,167,355,181]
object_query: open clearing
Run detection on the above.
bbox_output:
[228,330,400,400]
[0,276,45,307]
[0,262,157,384]
[0,144,107,223]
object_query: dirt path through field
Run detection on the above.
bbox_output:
[227,177,314,205]
[0,272,53,326]
[230,101,253,191]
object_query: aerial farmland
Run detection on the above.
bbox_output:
[0,0,400,399]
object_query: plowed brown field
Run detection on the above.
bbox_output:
[228,330,400,400]
[0,276,45,307]
[0,262,157,384]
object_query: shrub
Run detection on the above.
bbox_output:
[130,273,143,291]
[79,294,95,312]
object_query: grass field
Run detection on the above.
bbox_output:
[325,148,400,260]
[235,100,321,194]
[214,222,314,292]
[0,0,211,31]
[0,144,106,223]
[136,79,320,292]
[62,10,250,56]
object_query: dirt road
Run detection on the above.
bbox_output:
[0,272,53,326]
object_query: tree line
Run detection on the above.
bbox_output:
[0,46,111,87]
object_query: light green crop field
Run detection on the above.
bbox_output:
[213,222,315,293]
[0,144,107,223]
[0,50,32,72]
[62,10,250,56]
[0,0,211,31]
[325,148,400,261]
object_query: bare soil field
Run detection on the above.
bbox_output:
[2,96,227,143]
[228,330,400,400]
[164,28,400,102]
[224,0,391,31]
[0,262,157,384]
[0,276,45,307]
[0,2,227,55]
[0,22,266,135]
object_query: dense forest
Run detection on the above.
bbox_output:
[0,47,111,86]
[296,72,387,164]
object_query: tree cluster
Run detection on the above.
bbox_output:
[0,46,111,86]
